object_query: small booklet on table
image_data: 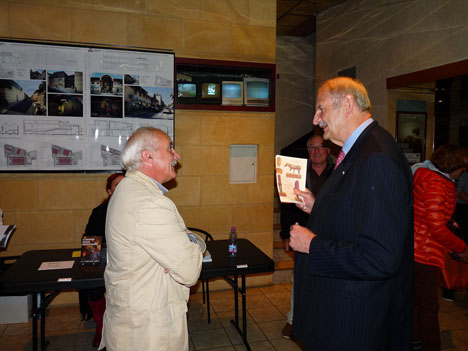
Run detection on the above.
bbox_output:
[80,236,102,265]
[275,155,308,204]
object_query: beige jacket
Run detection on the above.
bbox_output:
[100,171,203,351]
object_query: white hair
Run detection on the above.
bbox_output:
[120,127,162,171]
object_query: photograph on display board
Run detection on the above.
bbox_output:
[124,74,139,85]
[91,96,123,118]
[90,73,123,96]
[0,79,46,115]
[30,69,46,80]
[124,86,173,118]
[47,94,83,117]
[47,70,83,94]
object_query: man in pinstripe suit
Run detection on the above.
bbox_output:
[289,77,413,351]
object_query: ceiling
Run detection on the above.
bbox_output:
[277,0,347,36]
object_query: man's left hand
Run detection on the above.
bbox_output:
[289,223,316,254]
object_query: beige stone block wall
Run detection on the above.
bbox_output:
[0,0,277,299]
[315,0,468,132]
[172,110,275,242]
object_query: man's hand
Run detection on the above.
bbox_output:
[283,238,290,252]
[289,223,316,254]
[294,188,315,214]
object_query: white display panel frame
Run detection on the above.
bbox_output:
[0,40,174,171]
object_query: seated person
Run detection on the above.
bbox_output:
[79,172,124,347]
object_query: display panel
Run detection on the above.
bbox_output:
[222,81,243,106]
[177,83,197,98]
[0,40,174,171]
[244,77,269,106]
[200,82,221,104]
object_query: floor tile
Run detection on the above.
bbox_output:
[270,337,304,350]
[257,320,287,340]
[224,321,267,345]
[244,294,273,309]
[190,327,232,350]
[259,285,289,295]
[1,283,468,351]
[248,306,284,323]
[234,340,276,350]
[264,292,291,308]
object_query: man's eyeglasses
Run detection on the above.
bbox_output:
[307,145,327,151]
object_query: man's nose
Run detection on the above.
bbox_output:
[313,112,320,125]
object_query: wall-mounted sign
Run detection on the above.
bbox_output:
[0,40,174,171]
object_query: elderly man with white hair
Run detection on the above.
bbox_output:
[100,127,203,351]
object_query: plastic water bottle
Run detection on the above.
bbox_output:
[228,227,238,257]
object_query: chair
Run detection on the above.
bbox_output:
[0,256,19,286]
[0,256,19,274]
[187,227,213,323]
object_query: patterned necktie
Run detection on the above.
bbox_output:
[334,149,345,169]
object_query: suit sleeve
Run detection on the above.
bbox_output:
[308,154,412,280]
[135,198,202,287]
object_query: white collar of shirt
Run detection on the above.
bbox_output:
[151,178,168,195]
[342,118,374,155]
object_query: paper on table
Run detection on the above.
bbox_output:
[275,155,308,204]
[0,224,16,248]
[203,250,212,263]
[38,261,75,271]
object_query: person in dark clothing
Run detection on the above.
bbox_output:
[290,77,413,351]
[280,134,334,338]
[79,172,124,347]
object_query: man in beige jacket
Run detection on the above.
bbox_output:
[100,127,203,351]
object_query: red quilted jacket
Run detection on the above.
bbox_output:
[413,167,467,268]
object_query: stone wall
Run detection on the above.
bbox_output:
[315,0,468,130]
[0,0,277,298]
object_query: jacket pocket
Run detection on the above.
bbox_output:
[150,301,187,327]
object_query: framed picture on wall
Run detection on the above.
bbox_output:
[396,112,427,164]
[0,39,174,172]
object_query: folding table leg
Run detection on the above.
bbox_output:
[40,292,46,351]
[32,293,38,351]
[206,279,211,323]
[241,274,247,345]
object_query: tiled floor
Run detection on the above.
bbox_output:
[1,283,468,350]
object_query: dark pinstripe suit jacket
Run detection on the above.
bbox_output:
[292,121,414,351]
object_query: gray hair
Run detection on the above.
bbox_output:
[319,77,371,113]
[121,127,161,171]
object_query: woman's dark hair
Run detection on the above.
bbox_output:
[430,144,467,173]
[106,172,125,193]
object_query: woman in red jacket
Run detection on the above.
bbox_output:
[412,144,468,351]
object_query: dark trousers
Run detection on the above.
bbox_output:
[413,261,440,351]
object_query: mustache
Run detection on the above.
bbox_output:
[171,160,178,167]
[319,121,327,128]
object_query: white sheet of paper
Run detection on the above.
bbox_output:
[275,155,308,204]
[38,261,75,271]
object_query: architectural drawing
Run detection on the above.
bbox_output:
[51,144,83,166]
[24,120,83,136]
[91,120,133,138]
[0,122,19,135]
[4,144,37,166]
[101,144,121,166]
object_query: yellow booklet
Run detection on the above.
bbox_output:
[275,155,307,204]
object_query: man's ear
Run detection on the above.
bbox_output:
[141,149,152,163]
[343,94,355,117]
